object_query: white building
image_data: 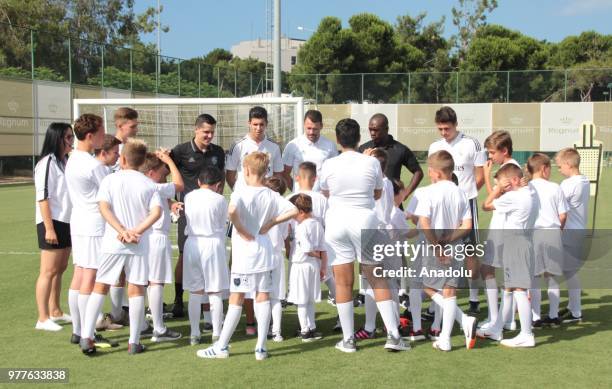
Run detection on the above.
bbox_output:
[231,37,306,72]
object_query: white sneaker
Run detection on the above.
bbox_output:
[50,313,72,322]
[462,316,478,350]
[476,328,503,341]
[477,319,491,330]
[255,348,269,360]
[196,345,229,359]
[500,333,535,348]
[272,333,284,342]
[504,321,517,331]
[432,339,451,352]
[35,319,63,332]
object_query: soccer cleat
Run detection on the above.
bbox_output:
[94,333,119,348]
[111,311,130,326]
[96,313,124,331]
[79,338,96,355]
[477,319,491,330]
[197,345,229,359]
[428,328,441,341]
[301,331,315,342]
[399,294,410,310]
[353,293,365,307]
[421,310,435,322]
[171,303,185,318]
[354,328,375,340]
[462,315,478,350]
[468,301,480,315]
[271,333,284,342]
[476,328,503,341]
[408,330,426,341]
[127,343,146,355]
[50,313,72,322]
[255,348,269,360]
[202,322,213,332]
[245,323,257,336]
[503,321,517,331]
[190,336,201,346]
[335,337,357,353]
[500,333,535,348]
[327,295,336,306]
[35,319,63,332]
[542,316,561,328]
[561,313,582,324]
[332,316,342,332]
[141,322,154,336]
[280,299,288,308]
[151,328,182,342]
[432,339,451,352]
[384,334,410,351]
[70,333,81,344]
[532,319,543,330]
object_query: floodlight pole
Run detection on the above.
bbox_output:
[273,0,281,97]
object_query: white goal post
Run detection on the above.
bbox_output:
[72,97,305,151]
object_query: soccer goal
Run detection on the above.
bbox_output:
[72,97,305,151]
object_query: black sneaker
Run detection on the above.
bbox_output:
[399,294,410,310]
[151,328,182,342]
[128,343,146,355]
[280,299,288,308]
[532,319,544,329]
[353,293,365,307]
[542,316,561,328]
[468,301,480,315]
[421,310,435,322]
[141,322,154,336]
[562,313,582,324]
[309,329,323,340]
[171,303,185,318]
[301,330,317,342]
[332,316,342,332]
[202,322,213,332]
[80,337,96,355]
[70,333,81,344]
[94,333,119,348]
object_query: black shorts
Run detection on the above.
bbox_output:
[464,198,480,246]
[37,220,72,250]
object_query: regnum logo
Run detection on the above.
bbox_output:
[560,116,573,125]
[414,118,427,125]
[7,100,19,113]
[461,117,475,125]
[509,117,523,125]
[48,104,58,113]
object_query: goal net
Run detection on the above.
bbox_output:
[72,97,304,151]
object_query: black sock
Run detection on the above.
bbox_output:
[174,283,183,305]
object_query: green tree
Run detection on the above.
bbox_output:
[451,0,498,63]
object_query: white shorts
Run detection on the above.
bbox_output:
[502,234,535,289]
[287,260,321,305]
[533,229,563,276]
[482,231,503,268]
[71,235,102,269]
[146,233,173,284]
[183,236,229,293]
[325,207,379,266]
[270,254,286,300]
[230,271,273,294]
[96,253,148,286]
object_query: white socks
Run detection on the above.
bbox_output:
[409,288,422,332]
[109,286,124,320]
[188,293,203,337]
[208,293,224,338]
[336,301,354,341]
[82,292,105,340]
[147,285,165,333]
[306,302,316,330]
[531,279,542,321]
[431,294,456,343]
[68,289,80,335]
[128,296,145,345]
[468,279,479,302]
[514,290,532,336]
[325,277,336,300]
[565,272,582,317]
[254,300,271,351]
[494,290,513,333]
[484,278,498,325]
[431,301,442,331]
[217,304,241,350]
[271,298,282,335]
[547,277,561,319]
[297,304,309,332]
[364,292,377,333]
[77,293,90,337]
[376,299,399,338]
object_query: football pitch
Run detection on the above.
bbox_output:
[0,165,611,388]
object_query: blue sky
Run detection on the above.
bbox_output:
[135,0,612,60]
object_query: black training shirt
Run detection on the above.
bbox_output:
[170,139,225,200]
[358,134,421,180]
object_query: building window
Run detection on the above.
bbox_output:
[291,56,297,65]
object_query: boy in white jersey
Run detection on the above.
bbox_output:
[197,152,297,360]
[183,166,229,345]
[527,153,568,328]
[555,148,589,323]
[79,139,162,355]
[287,193,327,342]
[140,151,184,342]
[65,114,116,347]
[480,164,537,347]
[428,107,486,314]
[480,131,521,332]
[94,135,121,174]
[414,150,478,352]
[264,176,290,342]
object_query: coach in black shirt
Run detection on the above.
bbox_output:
[169,113,225,316]
[358,113,423,200]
